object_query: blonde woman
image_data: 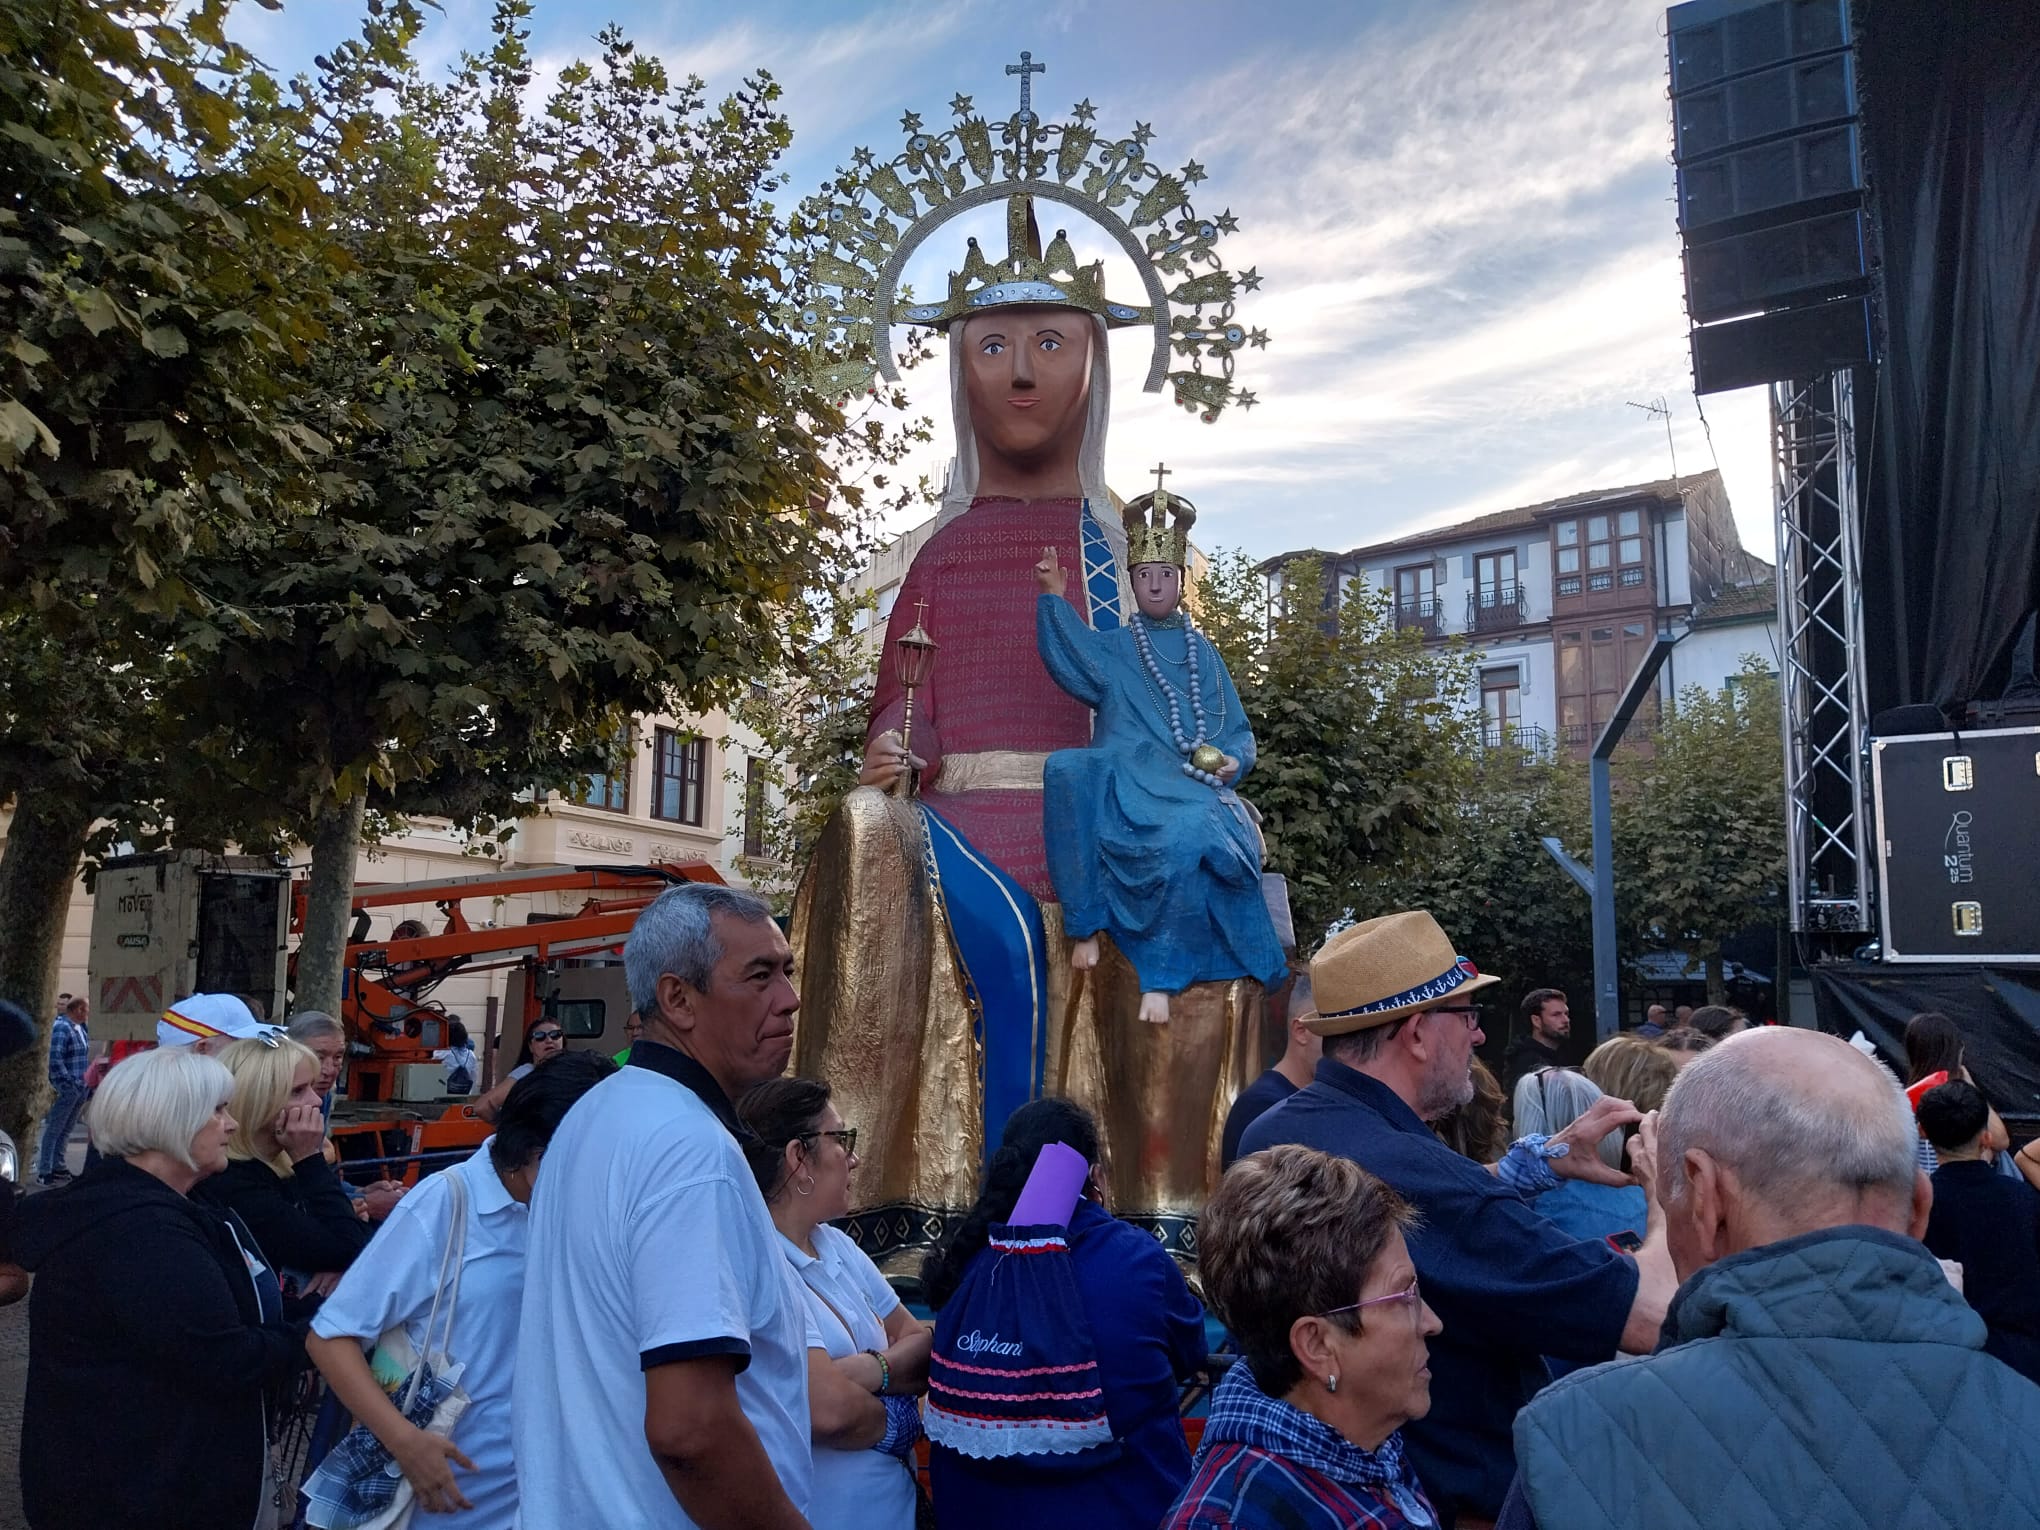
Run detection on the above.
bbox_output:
[195,1035,370,1312]
[1583,1034,1680,1117]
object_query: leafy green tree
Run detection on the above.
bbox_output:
[176,4,927,1013]
[1615,660,1785,1001]
[1368,744,1595,1033]
[726,582,880,909]
[0,0,325,1140]
[1199,553,1480,950]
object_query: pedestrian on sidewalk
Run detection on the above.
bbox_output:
[35,997,90,1185]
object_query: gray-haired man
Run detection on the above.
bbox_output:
[1502,1027,2040,1529]
[513,883,815,1530]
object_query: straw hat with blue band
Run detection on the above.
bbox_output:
[1303,911,1500,1036]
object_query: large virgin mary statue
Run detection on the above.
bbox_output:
[787,64,1273,1262]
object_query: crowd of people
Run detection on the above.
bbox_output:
[7,885,2040,1530]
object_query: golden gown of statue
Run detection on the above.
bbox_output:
[790,304,1270,1267]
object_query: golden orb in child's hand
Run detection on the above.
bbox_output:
[1191,744,1225,774]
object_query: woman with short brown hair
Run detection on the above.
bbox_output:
[1163,1145,1441,1529]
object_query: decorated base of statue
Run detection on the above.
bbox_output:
[789,786,1264,1273]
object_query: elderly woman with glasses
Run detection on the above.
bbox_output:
[738,1078,932,1530]
[1164,1145,1442,1530]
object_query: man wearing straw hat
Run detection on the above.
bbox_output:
[1239,911,1679,1530]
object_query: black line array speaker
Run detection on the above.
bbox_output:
[1872,726,2040,962]
[1667,0,1875,393]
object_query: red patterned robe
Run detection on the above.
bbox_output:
[868,496,1098,902]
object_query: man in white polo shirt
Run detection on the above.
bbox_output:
[514,883,815,1529]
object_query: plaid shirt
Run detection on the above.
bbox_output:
[46,1017,88,1093]
[1162,1364,1438,1530]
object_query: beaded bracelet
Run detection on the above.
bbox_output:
[866,1348,892,1395]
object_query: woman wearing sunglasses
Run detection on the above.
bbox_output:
[739,1077,932,1530]
[471,1017,568,1125]
[1165,1144,1443,1530]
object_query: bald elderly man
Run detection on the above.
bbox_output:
[1501,1028,2040,1530]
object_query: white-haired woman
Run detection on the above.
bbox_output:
[1511,1067,1647,1247]
[195,1036,371,1313]
[13,1046,305,1530]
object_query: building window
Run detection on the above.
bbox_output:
[742,757,768,858]
[653,729,707,826]
[1481,668,1522,745]
[1556,518,1580,575]
[579,771,629,812]
[1475,550,1517,596]
[1394,564,1439,634]
[1395,564,1435,613]
[574,747,632,813]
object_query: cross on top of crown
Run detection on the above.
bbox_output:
[1006,51,1045,124]
[1151,462,1172,495]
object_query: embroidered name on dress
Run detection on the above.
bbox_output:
[956,1330,1025,1357]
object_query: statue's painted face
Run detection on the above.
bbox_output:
[959,305,1093,473]
[1130,562,1182,619]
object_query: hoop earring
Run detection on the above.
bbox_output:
[796,1175,815,1197]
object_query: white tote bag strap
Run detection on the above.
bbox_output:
[399,1167,469,1413]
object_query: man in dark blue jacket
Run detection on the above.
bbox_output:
[1242,911,1677,1527]
[1502,1028,2040,1530]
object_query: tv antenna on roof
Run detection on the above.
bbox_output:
[1627,396,1678,485]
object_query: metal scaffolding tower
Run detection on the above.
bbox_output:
[1772,372,1873,935]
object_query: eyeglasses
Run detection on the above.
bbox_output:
[802,1127,858,1156]
[1319,1272,1423,1321]
[1427,1005,1483,1030]
[529,1029,564,1043]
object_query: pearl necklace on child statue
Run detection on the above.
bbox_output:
[1130,611,1227,787]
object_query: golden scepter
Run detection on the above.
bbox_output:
[891,598,938,797]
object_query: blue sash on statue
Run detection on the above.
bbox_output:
[919,804,1050,1156]
[1080,503,1122,632]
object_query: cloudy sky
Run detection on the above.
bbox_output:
[234,0,1777,566]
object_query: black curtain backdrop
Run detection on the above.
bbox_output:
[1857,0,2040,716]
[1811,962,2040,1127]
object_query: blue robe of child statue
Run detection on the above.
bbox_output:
[1036,560,1288,1018]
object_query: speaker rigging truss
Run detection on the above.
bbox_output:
[1773,372,1872,935]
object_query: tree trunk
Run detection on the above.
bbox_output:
[294,793,366,1019]
[1704,945,1726,1005]
[0,789,92,1147]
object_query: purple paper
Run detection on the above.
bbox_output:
[1010,1141,1090,1228]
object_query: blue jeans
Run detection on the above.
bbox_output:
[36,1087,86,1179]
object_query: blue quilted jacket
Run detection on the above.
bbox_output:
[1510,1225,2040,1530]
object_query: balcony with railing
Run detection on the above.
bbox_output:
[1477,720,1551,756]
[1557,716,1659,752]
[1394,594,1443,637]
[1467,583,1526,634]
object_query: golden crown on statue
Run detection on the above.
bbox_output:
[1124,463,1196,568]
[787,51,1268,423]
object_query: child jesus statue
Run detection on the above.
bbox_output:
[1033,489,1288,1023]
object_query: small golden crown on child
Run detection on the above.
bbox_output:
[1124,467,1197,568]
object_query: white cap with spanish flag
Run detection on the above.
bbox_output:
[157,993,283,1049]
